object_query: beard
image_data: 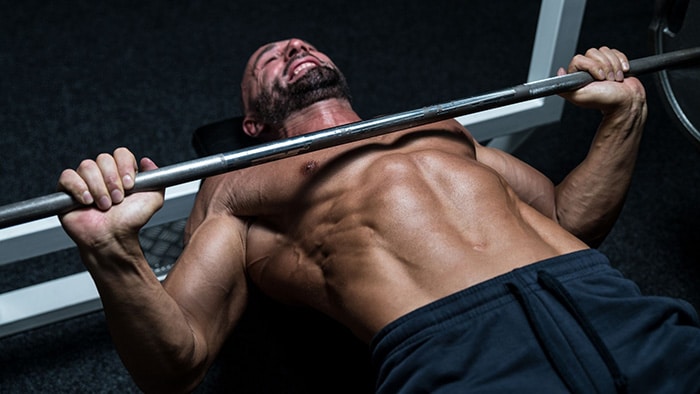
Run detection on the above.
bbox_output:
[251,66,352,127]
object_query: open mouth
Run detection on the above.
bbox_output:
[293,62,317,77]
[287,57,321,83]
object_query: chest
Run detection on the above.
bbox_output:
[250,126,474,206]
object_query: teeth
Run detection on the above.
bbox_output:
[293,62,316,76]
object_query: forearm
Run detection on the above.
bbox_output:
[555,99,647,246]
[79,239,207,393]
[57,151,220,392]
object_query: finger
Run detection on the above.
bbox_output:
[586,47,616,81]
[597,46,626,81]
[139,157,159,172]
[76,159,112,210]
[113,147,138,190]
[590,47,617,80]
[140,158,166,200]
[568,53,607,80]
[611,47,630,73]
[96,152,126,207]
[58,169,94,205]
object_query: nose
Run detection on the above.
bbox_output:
[284,38,311,59]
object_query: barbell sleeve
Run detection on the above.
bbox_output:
[1,46,699,229]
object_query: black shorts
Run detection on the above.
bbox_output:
[370,249,700,393]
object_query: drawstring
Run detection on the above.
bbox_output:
[507,271,628,394]
[537,271,628,393]
[506,281,583,394]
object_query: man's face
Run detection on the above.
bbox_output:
[242,38,351,127]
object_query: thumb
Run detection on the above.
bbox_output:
[139,157,159,172]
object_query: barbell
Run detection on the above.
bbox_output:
[1,46,699,229]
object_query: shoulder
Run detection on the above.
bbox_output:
[192,169,272,216]
[184,173,248,240]
[411,118,468,133]
[408,118,474,141]
[189,159,298,221]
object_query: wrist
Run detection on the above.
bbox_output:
[78,232,148,273]
[600,97,647,138]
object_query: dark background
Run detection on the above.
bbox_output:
[1,0,698,392]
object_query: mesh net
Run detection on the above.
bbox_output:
[139,219,187,277]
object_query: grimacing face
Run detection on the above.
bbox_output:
[242,38,352,130]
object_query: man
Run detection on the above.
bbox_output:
[58,38,699,393]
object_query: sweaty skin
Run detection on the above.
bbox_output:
[58,39,646,392]
[187,120,587,341]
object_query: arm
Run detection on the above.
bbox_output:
[476,47,647,247]
[58,148,248,393]
[553,47,647,246]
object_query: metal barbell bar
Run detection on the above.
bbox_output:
[1,46,699,229]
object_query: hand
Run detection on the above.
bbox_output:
[58,147,164,252]
[558,46,646,115]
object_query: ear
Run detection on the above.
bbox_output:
[242,116,266,137]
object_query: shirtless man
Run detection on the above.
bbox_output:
[58,39,700,393]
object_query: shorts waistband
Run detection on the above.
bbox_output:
[370,249,611,359]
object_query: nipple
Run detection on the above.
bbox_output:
[301,160,319,175]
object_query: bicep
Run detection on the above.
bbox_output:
[163,213,249,360]
[475,142,557,219]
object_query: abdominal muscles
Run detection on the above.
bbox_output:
[246,148,584,340]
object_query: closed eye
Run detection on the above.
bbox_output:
[263,56,277,66]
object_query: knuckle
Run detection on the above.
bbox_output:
[103,173,119,186]
[114,147,137,169]
[60,168,75,178]
[113,147,131,158]
[96,152,113,162]
[57,169,83,193]
[78,159,96,171]
[584,48,598,57]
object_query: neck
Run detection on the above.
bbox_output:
[281,99,361,137]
